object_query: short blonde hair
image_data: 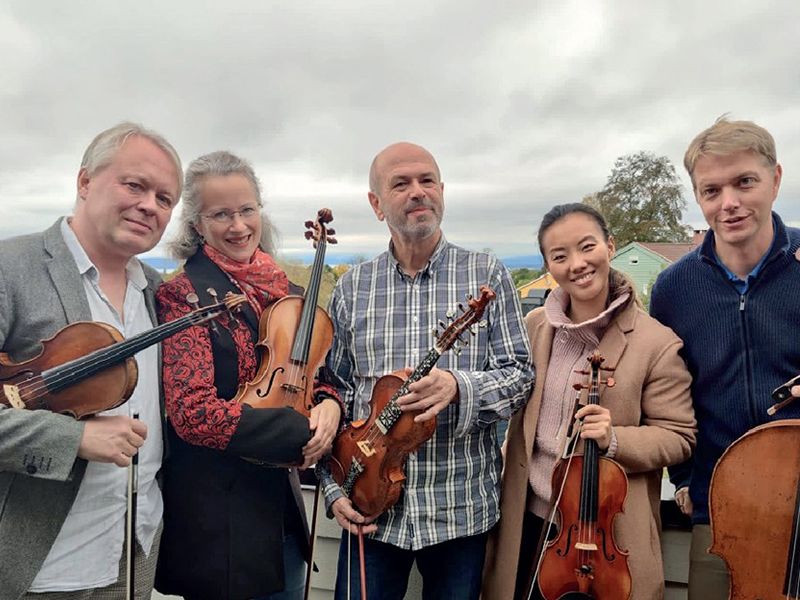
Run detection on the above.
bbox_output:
[684,117,777,186]
[80,122,183,195]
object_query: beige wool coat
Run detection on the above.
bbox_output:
[482,300,696,600]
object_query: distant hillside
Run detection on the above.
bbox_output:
[280,252,544,269]
[142,254,544,278]
[501,255,544,269]
[141,257,179,272]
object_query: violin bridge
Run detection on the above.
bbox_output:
[281,383,304,394]
[357,440,376,457]
[574,542,598,551]
[3,384,24,409]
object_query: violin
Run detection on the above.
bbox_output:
[327,286,494,519]
[0,292,247,419]
[534,351,631,600]
[709,398,800,598]
[235,208,336,418]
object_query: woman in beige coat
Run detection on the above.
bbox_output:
[483,203,696,600]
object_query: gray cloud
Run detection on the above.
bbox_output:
[1,0,798,260]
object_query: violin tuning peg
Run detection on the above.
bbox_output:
[573,382,583,391]
[478,320,488,328]
[438,320,447,330]
[205,289,220,333]
[304,231,314,240]
[464,293,473,301]
[446,310,455,320]
[457,303,465,312]
[328,237,338,245]
[304,220,314,228]
[327,228,336,236]
[453,346,462,355]
[185,292,200,309]
[432,327,439,338]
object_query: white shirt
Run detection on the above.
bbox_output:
[29,220,163,592]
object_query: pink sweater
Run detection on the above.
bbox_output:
[527,287,630,518]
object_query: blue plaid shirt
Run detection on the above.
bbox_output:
[319,236,534,550]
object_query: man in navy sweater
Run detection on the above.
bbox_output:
[651,117,800,599]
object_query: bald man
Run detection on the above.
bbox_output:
[318,142,533,599]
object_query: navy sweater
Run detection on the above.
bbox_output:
[650,212,800,524]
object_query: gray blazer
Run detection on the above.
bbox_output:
[0,219,161,600]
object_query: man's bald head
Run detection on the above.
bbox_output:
[369,142,441,195]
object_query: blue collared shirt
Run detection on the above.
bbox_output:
[713,236,775,295]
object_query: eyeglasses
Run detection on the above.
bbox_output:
[200,205,261,224]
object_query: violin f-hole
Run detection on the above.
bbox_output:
[256,367,284,398]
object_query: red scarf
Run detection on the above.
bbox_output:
[203,244,289,316]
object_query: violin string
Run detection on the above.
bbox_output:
[579,420,589,568]
[14,308,218,402]
[587,362,601,565]
[284,361,304,406]
[588,438,595,554]
[530,439,580,600]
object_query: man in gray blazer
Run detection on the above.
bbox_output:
[0,122,182,599]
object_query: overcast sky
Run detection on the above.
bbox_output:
[2,0,798,262]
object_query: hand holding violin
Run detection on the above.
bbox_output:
[575,404,613,451]
[395,367,458,423]
[331,496,378,535]
[77,415,146,467]
[302,398,341,468]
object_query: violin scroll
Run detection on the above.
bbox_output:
[433,286,494,355]
[304,208,338,247]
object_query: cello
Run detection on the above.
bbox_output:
[532,351,631,600]
[708,377,800,599]
[234,208,336,418]
[327,285,494,519]
[0,292,246,418]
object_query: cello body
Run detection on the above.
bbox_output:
[710,419,800,599]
